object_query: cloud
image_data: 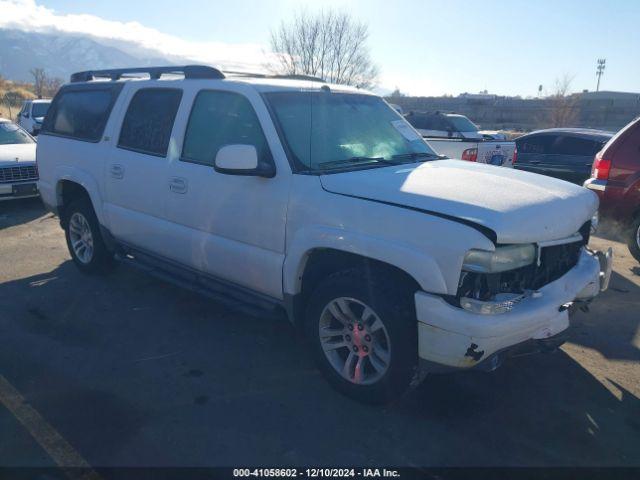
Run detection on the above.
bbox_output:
[0,0,272,70]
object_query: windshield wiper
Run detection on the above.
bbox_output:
[391,152,443,162]
[317,156,402,169]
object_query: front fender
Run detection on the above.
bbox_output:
[283,225,449,296]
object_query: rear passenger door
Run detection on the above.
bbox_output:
[103,86,183,254]
[551,135,603,185]
[163,87,289,299]
[515,134,557,176]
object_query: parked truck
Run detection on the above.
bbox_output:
[405,111,516,167]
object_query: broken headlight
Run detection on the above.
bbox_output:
[462,244,536,274]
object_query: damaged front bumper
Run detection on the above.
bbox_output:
[415,247,613,371]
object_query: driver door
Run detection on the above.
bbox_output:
[164,87,289,299]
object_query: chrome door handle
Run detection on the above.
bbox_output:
[169,177,188,194]
[110,164,124,179]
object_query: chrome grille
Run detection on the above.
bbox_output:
[0,165,39,184]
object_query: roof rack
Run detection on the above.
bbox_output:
[224,71,326,82]
[70,65,225,83]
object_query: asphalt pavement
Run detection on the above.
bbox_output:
[0,198,639,470]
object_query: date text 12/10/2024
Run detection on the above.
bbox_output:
[233,469,401,478]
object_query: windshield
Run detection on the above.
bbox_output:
[32,102,51,118]
[447,115,478,132]
[265,92,437,171]
[0,122,34,145]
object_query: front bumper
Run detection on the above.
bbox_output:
[415,248,612,370]
[0,181,39,201]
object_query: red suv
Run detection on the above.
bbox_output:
[584,116,640,262]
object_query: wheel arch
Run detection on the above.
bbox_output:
[54,167,105,227]
[282,227,450,325]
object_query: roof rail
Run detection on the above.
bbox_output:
[70,65,225,83]
[224,71,326,82]
[270,74,326,82]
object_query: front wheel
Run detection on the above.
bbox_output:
[627,215,640,263]
[64,197,113,274]
[305,268,418,404]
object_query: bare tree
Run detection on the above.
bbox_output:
[43,76,63,97]
[547,74,580,127]
[30,68,47,98]
[29,68,63,98]
[270,10,379,88]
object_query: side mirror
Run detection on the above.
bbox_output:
[24,113,30,118]
[214,144,275,178]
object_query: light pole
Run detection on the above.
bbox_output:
[596,58,606,92]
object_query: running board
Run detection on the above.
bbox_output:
[115,248,283,319]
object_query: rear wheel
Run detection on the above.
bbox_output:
[627,215,640,263]
[305,268,417,404]
[64,197,113,274]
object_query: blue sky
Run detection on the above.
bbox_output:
[6,0,640,96]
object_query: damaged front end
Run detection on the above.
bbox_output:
[452,221,603,315]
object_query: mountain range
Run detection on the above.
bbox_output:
[0,28,186,83]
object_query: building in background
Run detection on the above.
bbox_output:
[390,90,640,132]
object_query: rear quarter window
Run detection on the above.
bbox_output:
[552,136,603,156]
[41,85,122,142]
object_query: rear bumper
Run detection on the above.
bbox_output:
[583,178,607,192]
[415,248,612,370]
[584,178,635,224]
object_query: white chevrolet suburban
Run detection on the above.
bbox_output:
[37,66,613,403]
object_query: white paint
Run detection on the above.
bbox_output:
[415,249,602,367]
[320,159,598,243]
[37,75,607,372]
[215,145,258,171]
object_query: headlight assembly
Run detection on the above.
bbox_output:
[462,244,536,274]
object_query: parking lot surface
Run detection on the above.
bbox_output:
[0,198,639,468]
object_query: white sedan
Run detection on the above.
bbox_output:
[0,119,39,201]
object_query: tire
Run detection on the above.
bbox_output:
[304,268,418,404]
[63,196,114,274]
[627,215,640,263]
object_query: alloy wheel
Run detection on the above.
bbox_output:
[319,297,391,385]
[69,212,94,264]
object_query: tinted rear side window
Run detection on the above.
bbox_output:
[42,86,121,142]
[517,135,555,154]
[553,136,603,156]
[118,88,183,157]
[181,90,270,166]
[406,114,448,131]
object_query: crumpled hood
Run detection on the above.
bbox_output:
[320,160,598,244]
[0,144,36,166]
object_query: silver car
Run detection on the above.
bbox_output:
[0,119,39,201]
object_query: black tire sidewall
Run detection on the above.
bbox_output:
[304,269,417,404]
[628,216,640,263]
